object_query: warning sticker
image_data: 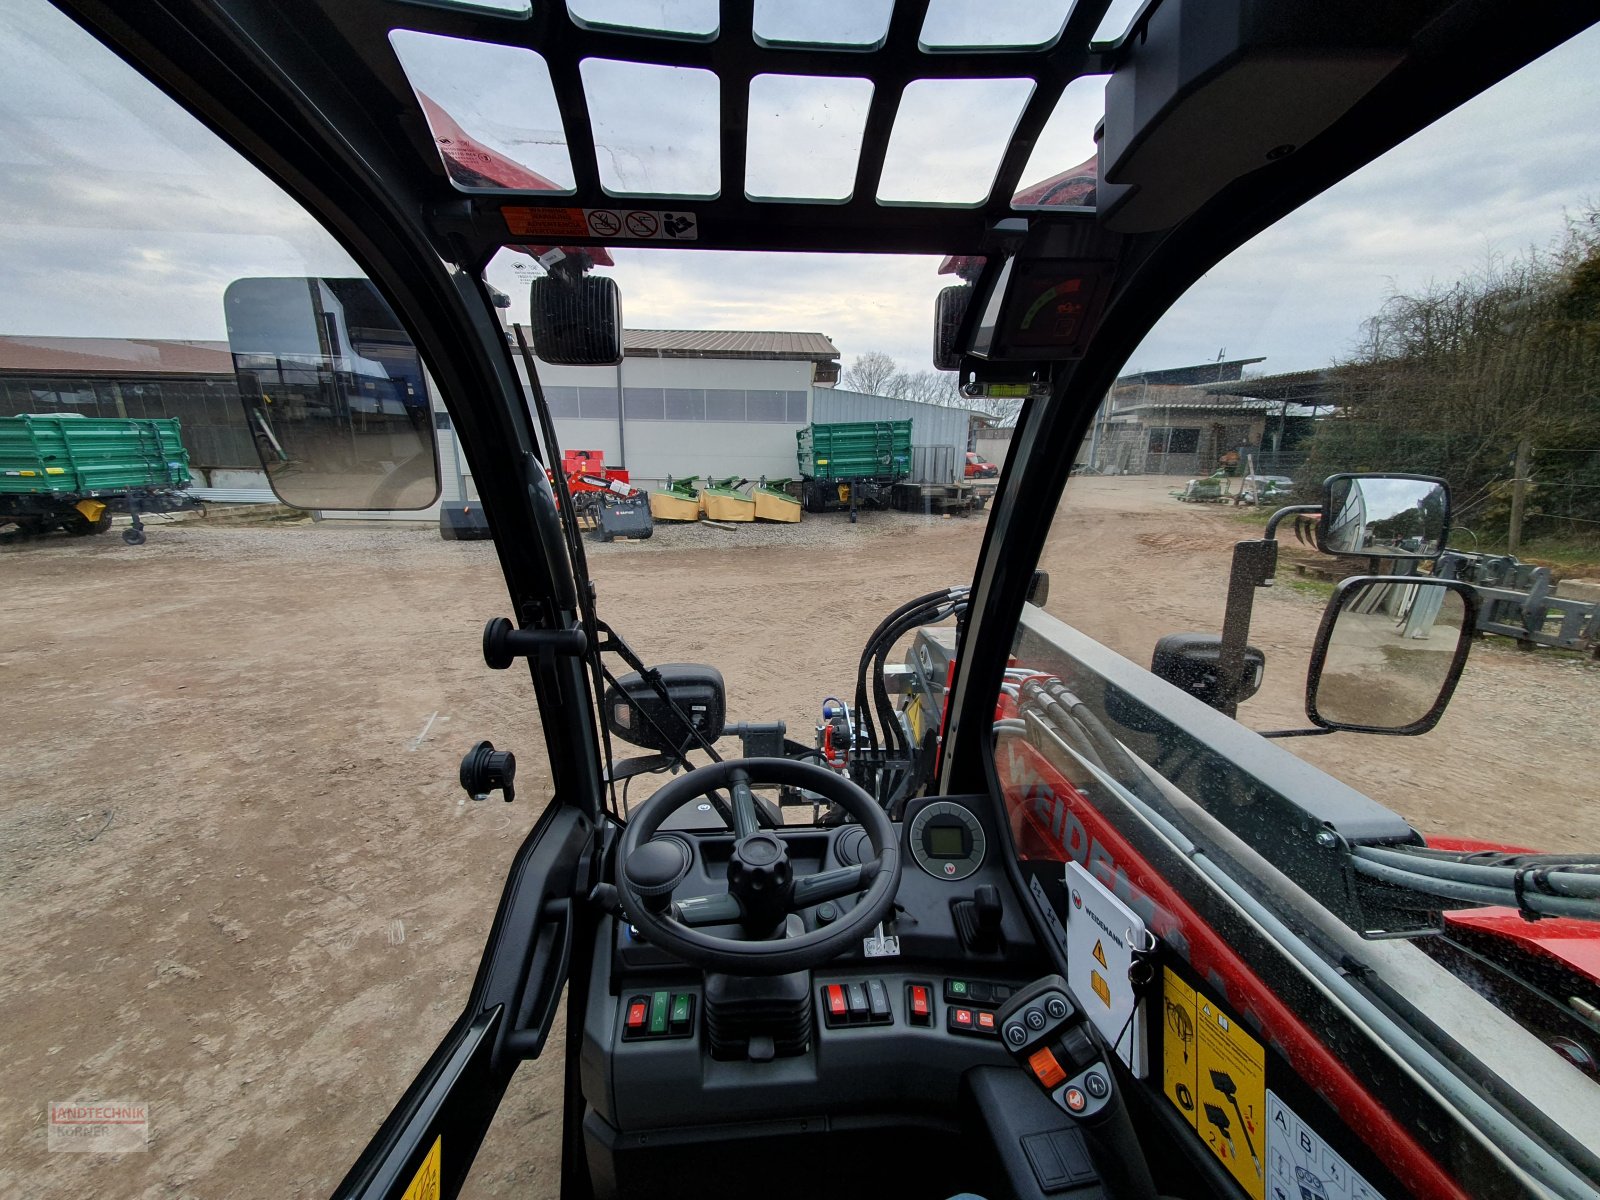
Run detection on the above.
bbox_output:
[584,208,698,241]
[1265,1091,1387,1200]
[1161,968,1199,1131]
[1161,967,1266,1200]
[503,206,699,241]
[401,1136,441,1200]
[502,206,589,239]
[1063,861,1148,1076]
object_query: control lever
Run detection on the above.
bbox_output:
[995,975,1158,1200]
[952,884,1005,954]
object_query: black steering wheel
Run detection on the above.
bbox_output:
[615,758,901,975]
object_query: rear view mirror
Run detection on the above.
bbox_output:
[529,273,623,365]
[224,277,440,510]
[933,283,971,371]
[1319,474,1449,560]
[604,664,726,753]
[1307,577,1476,735]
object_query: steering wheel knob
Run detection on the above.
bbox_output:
[624,837,691,904]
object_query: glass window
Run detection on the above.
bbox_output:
[918,0,1073,52]
[567,0,718,39]
[745,74,874,202]
[580,58,720,197]
[389,31,575,193]
[1013,75,1107,209]
[991,18,1600,1144]
[1,0,517,1193]
[752,0,893,50]
[877,78,1035,206]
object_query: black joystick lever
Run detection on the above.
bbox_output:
[995,975,1158,1200]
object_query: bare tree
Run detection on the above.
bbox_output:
[841,350,900,395]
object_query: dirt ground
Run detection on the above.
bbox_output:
[2,476,1596,1198]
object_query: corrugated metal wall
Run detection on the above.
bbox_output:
[811,388,970,483]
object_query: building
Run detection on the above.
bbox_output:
[525,329,840,490]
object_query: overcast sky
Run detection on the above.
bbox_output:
[2,0,1597,382]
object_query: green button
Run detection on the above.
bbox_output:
[950,980,969,996]
[671,994,691,1025]
[650,990,669,1034]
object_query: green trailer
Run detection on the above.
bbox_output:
[796,419,912,521]
[0,414,196,545]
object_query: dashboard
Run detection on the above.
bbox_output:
[577,794,1051,1133]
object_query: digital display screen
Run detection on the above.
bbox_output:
[927,825,966,858]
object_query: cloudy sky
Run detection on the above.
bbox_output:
[3,0,1597,381]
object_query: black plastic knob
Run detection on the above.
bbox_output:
[624,838,691,908]
[460,740,516,803]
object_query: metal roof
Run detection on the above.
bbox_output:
[1114,359,1267,387]
[0,336,233,376]
[1198,368,1338,404]
[622,329,839,361]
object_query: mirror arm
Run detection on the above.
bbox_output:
[1215,539,1278,719]
[1257,727,1339,739]
[1264,504,1320,543]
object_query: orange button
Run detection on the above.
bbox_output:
[1028,1045,1067,1089]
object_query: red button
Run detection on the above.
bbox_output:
[1065,1087,1086,1113]
[910,986,929,1017]
[826,985,847,1018]
[977,1011,996,1031]
[955,1007,973,1025]
[625,1000,647,1030]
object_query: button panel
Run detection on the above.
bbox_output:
[621,991,696,1041]
[946,1004,999,1038]
[820,979,896,1028]
[943,978,1016,1006]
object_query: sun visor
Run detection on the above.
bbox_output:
[1096,0,1431,232]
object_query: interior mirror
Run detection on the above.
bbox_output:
[529,273,623,366]
[224,277,440,510]
[1319,473,1450,560]
[933,283,971,371]
[604,664,726,753]
[1307,577,1475,736]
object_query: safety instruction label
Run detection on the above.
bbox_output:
[501,206,699,241]
[1063,861,1148,1076]
[1265,1091,1387,1200]
[400,1135,441,1200]
[1162,967,1266,1200]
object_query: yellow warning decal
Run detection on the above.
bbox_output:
[1162,967,1266,1200]
[1092,939,1108,969]
[401,1136,441,1200]
[1089,969,1111,1008]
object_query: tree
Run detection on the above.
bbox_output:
[841,350,899,396]
[1304,209,1600,543]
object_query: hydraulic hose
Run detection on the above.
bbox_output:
[1348,856,1599,920]
[1352,845,1600,902]
[853,586,966,753]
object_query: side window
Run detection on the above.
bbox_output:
[2,1,534,1191]
[991,13,1600,1137]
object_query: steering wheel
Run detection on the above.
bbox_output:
[615,758,901,975]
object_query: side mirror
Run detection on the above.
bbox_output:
[224,277,441,510]
[1319,474,1450,560]
[529,273,623,365]
[604,664,725,753]
[1152,633,1264,711]
[1306,577,1476,735]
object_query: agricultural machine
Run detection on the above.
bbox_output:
[559,450,653,542]
[0,413,197,545]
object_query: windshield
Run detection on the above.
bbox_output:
[990,19,1600,1187]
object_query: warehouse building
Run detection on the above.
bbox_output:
[3,331,981,509]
